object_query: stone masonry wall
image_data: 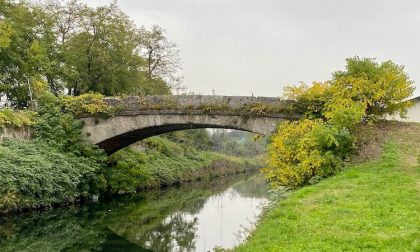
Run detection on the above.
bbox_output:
[0,127,33,142]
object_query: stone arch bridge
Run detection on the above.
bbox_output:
[80,95,300,154]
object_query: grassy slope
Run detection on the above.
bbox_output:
[235,122,420,252]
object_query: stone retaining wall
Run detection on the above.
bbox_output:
[0,127,32,142]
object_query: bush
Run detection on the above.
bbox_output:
[35,94,107,158]
[323,99,366,129]
[0,94,109,212]
[106,148,154,194]
[331,56,414,118]
[283,81,331,118]
[0,108,36,130]
[263,119,353,187]
[60,92,116,116]
[0,140,105,212]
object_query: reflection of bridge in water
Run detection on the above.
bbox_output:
[80,95,300,154]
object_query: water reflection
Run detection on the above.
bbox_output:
[0,173,269,252]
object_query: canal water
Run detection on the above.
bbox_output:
[0,173,270,252]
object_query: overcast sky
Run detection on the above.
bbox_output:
[85,0,420,98]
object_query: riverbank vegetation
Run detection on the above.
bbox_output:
[105,136,260,194]
[263,57,415,188]
[236,122,420,251]
[0,94,262,213]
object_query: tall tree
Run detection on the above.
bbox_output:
[0,0,55,108]
[0,0,177,105]
[138,25,182,89]
[62,2,144,95]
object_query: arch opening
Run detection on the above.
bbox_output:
[97,123,263,155]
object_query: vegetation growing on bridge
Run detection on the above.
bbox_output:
[264,57,415,187]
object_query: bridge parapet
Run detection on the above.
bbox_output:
[99,95,296,116]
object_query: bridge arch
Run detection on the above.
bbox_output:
[81,113,290,154]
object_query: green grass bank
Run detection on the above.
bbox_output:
[235,122,420,252]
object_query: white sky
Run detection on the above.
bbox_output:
[85,0,420,98]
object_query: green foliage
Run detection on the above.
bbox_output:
[0,140,104,212]
[331,56,414,118]
[105,136,260,194]
[165,129,213,150]
[209,130,267,157]
[61,3,144,96]
[0,108,36,129]
[283,81,331,118]
[106,148,152,194]
[0,0,176,107]
[60,92,116,116]
[264,119,353,187]
[0,0,54,108]
[34,94,102,156]
[132,75,171,96]
[0,93,108,212]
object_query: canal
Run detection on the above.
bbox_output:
[0,172,270,252]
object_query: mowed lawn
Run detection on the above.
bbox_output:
[235,123,420,252]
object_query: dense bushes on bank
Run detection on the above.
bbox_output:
[0,140,105,212]
[0,94,109,212]
[105,137,259,194]
[0,137,258,212]
[264,119,353,187]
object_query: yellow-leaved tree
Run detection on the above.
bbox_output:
[265,57,415,187]
[264,119,353,187]
[331,56,414,119]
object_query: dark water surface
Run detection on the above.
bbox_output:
[0,173,269,252]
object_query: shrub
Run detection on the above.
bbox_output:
[0,140,105,212]
[285,57,414,122]
[106,148,154,194]
[60,93,116,116]
[263,119,353,187]
[331,56,414,118]
[0,108,36,129]
[35,94,107,158]
[283,81,331,118]
[323,98,366,129]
